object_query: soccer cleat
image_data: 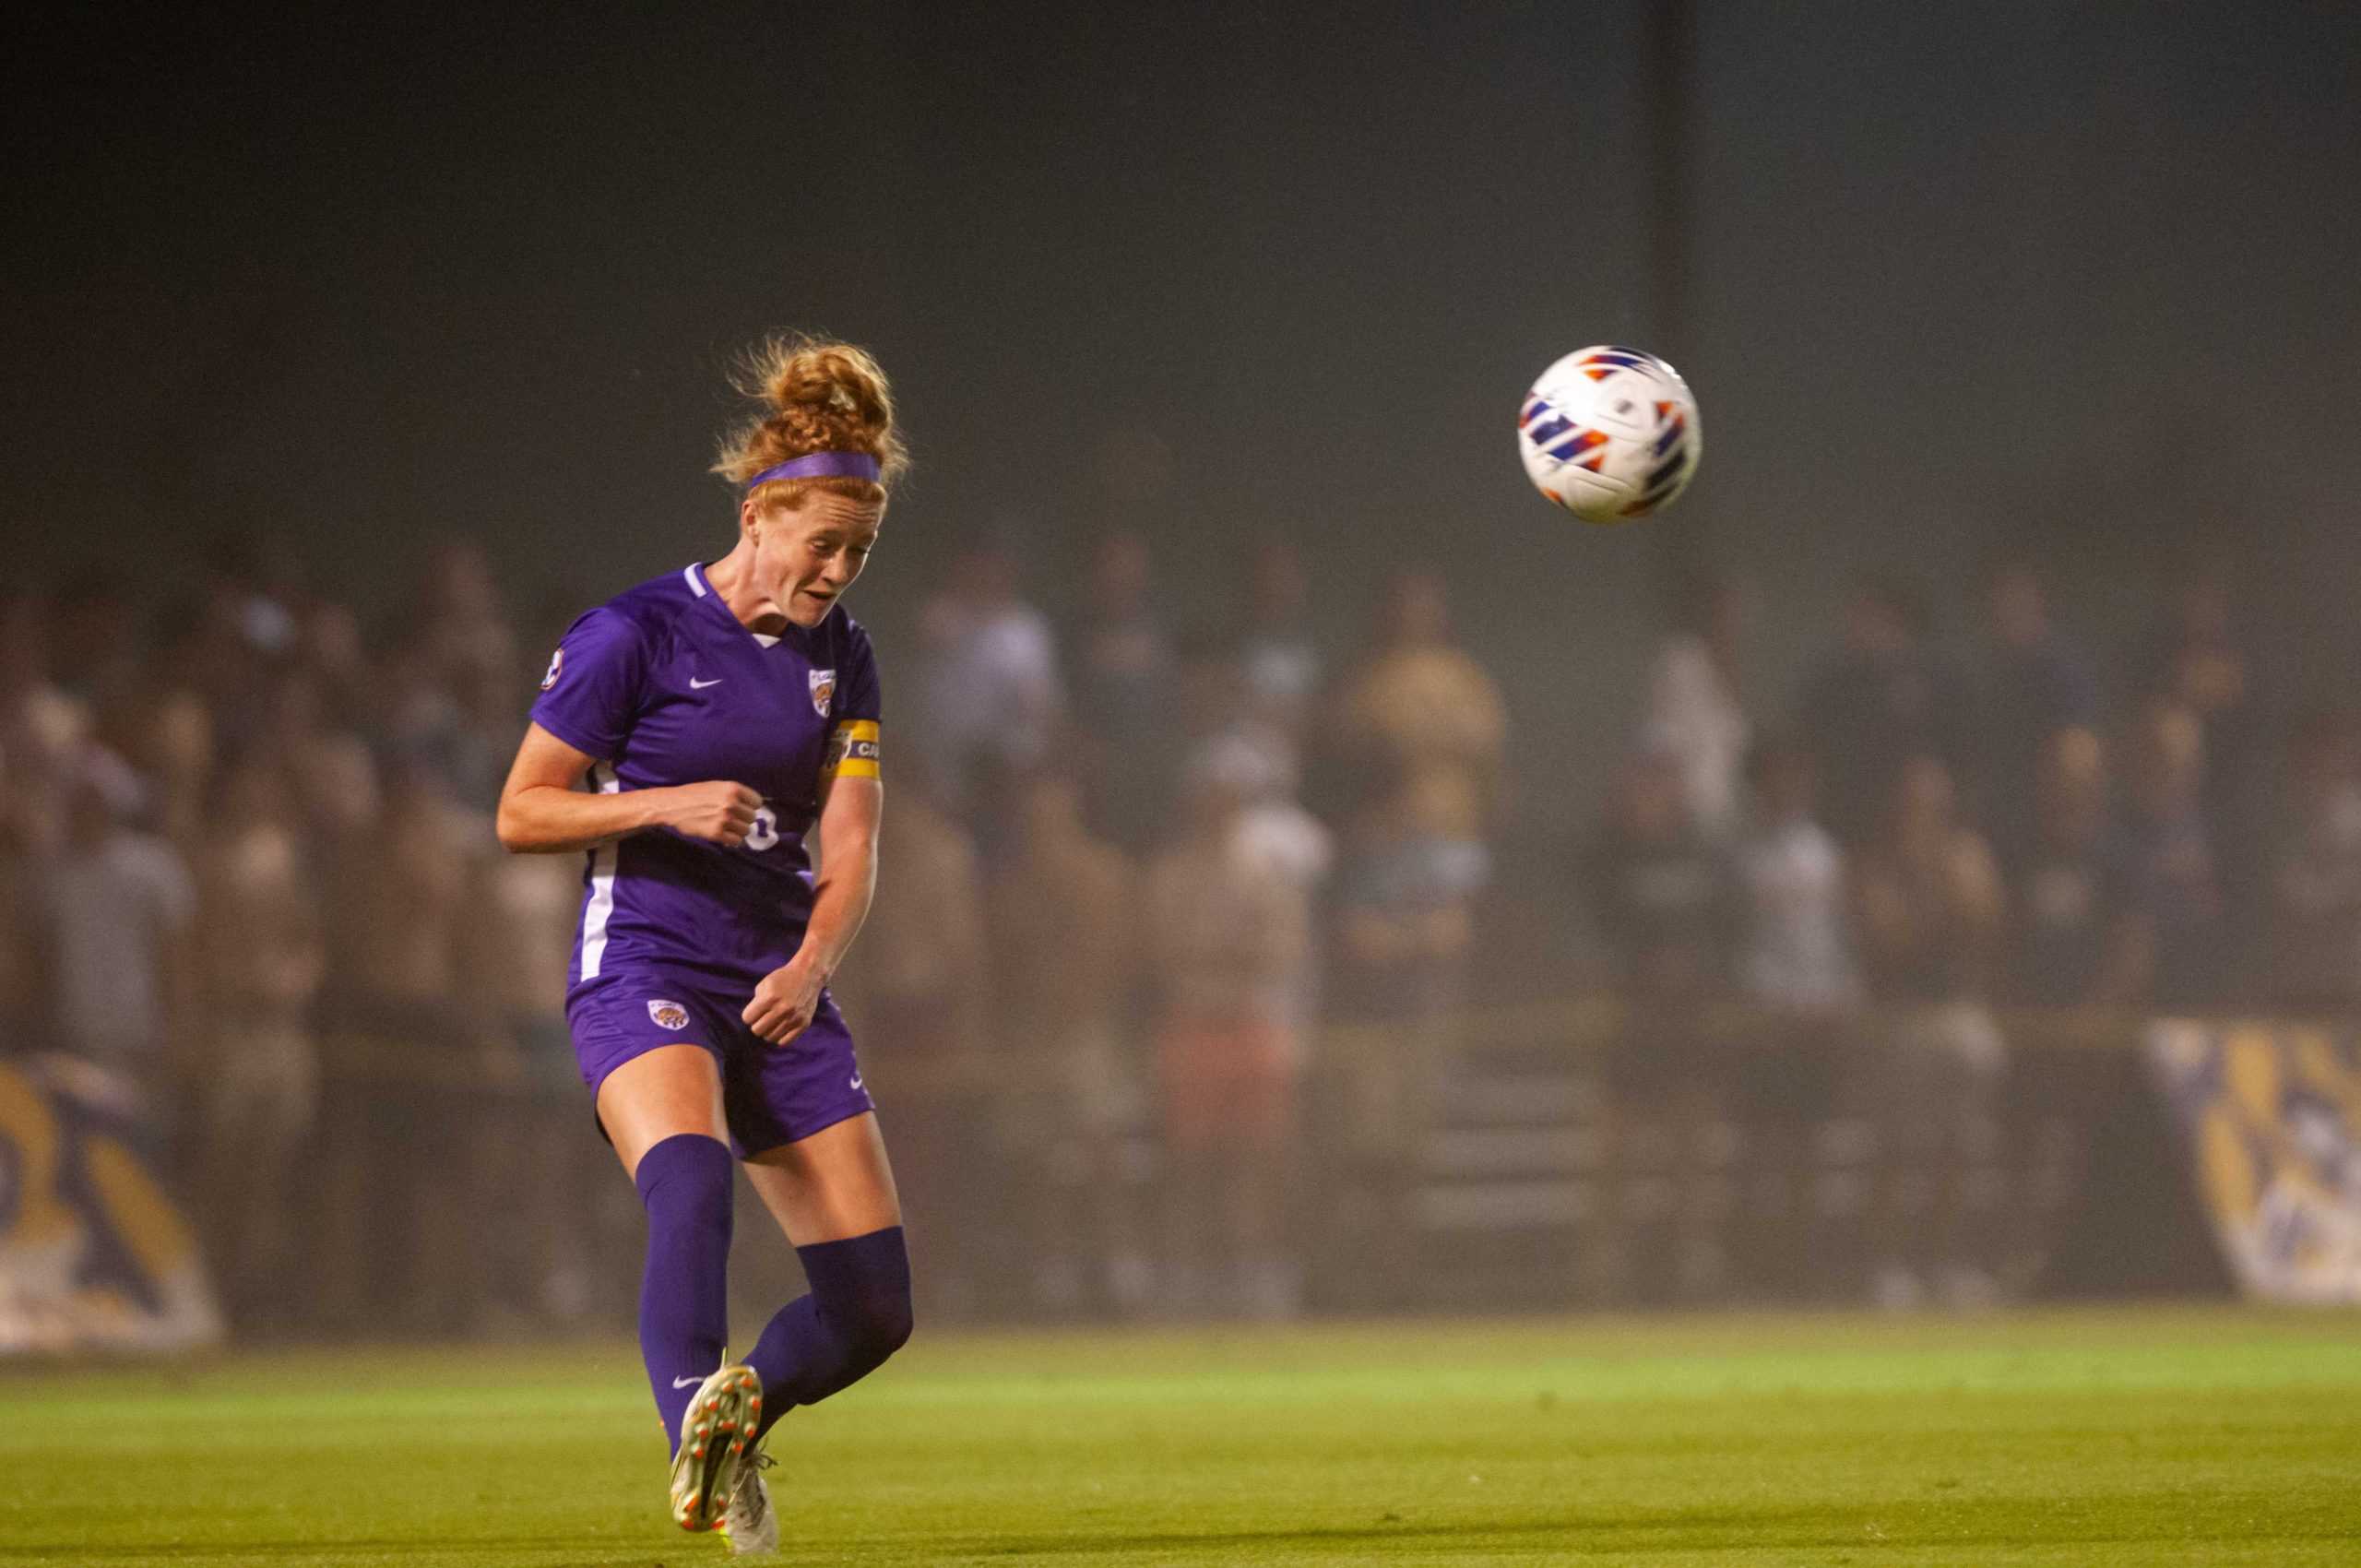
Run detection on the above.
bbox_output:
[718,1448,778,1555]
[669,1363,762,1534]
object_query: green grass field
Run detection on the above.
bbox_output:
[5,1306,2358,1566]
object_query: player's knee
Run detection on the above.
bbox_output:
[634,1134,736,1234]
[842,1278,912,1370]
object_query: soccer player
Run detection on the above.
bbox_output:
[495,339,911,1551]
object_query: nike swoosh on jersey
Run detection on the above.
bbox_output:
[689,676,722,689]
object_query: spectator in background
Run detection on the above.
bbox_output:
[373,633,482,813]
[1328,568,1507,849]
[252,666,381,854]
[459,834,586,1076]
[914,529,1063,852]
[1583,743,1732,1297]
[1726,736,1853,1301]
[0,592,89,830]
[1194,728,1333,1048]
[828,755,990,1067]
[1853,754,2007,1017]
[159,572,274,766]
[1316,568,1501,1152]
[1328,757,1488,1165]
[443,652,529,820]
[1146,745,1312,1318]
[2262,710,2361,1010]
[988,771,1144,1313]
[287,684,386,1004]
[190,754,325,1324]
[29,753,197,1135]
[2138,558,2265,897]
[1219,738,1334,954]
[1068,528,1179,852]
[331,752,489,1334]
[338,755,471,1044]
[295,596,374,735]
[1583,746,1729,1001]
[1795,577,1970,847]
[2119,698,2225,1008]
[2010,727,2149,1006]
[1849,753,2008,1308]
[1976,559,2100,865]
[1175,645,1324,885]
[1640,570,1750,842]
[1235,540,1323,748]
[90,679,215,856]
[1732,736,1857,1013]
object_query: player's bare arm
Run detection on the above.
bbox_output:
[495,722,762,853]
[742,769,880,1046]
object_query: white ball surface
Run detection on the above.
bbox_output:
[1516,346,1702,525]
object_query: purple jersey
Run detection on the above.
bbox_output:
[531,563,882,995]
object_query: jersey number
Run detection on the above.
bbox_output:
[745,806,779,852]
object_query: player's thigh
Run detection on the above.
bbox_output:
[742,1112,902,1244]
[596,1043,730,1181]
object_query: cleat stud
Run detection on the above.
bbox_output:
[692,1445,706,1458]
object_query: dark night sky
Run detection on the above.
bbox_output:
[8,2,2359,797]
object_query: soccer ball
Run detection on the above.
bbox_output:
[1516,346,1702,524]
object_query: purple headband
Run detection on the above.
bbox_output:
[743,450,881,490]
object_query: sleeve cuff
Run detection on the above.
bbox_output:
[528,709,616,766]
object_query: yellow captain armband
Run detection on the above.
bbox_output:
[823,719,882,779]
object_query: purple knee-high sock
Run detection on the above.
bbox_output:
[634,1134,735,1454]
[746,1226,913,1438]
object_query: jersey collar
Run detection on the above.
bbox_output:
[684,562,793,649]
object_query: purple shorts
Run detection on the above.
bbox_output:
[567,968,873,1158]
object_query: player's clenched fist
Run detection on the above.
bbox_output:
[663,780,763,846]
[742,957,824,1047]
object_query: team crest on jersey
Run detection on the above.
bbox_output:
[647,1000,689,1032]
[809,668,836,716]
[540,647,564,691]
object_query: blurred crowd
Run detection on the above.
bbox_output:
[1597,558,2351,1020]
[2,527,2354,1324]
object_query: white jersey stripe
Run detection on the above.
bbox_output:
[579,761,623,980]
[682,564,706,598]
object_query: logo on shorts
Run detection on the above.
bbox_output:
[809,668,836,716]
[540,647,564,691]
[647,999,690,1031]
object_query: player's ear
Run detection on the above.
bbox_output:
[738,495,760,539]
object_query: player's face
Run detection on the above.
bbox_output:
[750,492,884,627]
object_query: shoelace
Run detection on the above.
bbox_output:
[733,1450,775,1524]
